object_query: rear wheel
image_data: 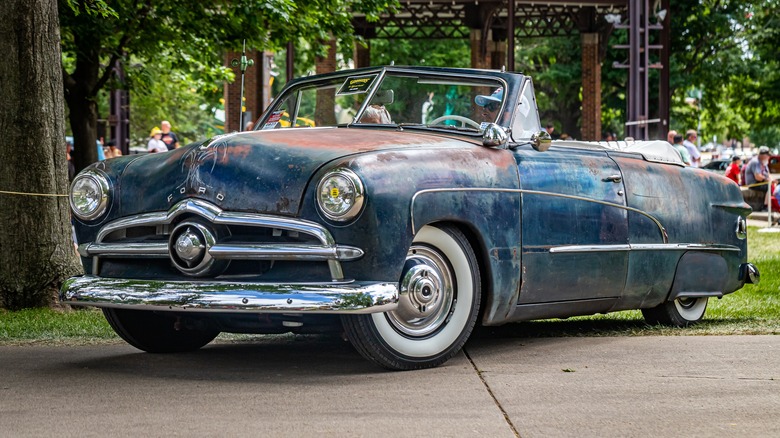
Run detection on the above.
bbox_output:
[642,297,708,327]
[103,308,219,353]
[342,225,481,370]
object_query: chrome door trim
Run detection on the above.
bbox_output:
[549,245,631,253]
[549,243,740,254]
[410,188,668,243]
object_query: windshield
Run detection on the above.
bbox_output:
[261,71,506,133]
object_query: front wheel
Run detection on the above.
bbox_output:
[103,308,219,353]
[641,297,708,327]
[342,225,481,370]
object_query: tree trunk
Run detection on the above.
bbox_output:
[0,0,82,309]
[65,86,99,173]
[64,33,101,173]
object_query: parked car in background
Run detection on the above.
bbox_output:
[701,158,731,174]
[769,155,780,174]
[62,66,759,370]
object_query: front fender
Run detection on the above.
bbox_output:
[305,145,522,325]
[411,190,522,324]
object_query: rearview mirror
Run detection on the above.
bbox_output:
[482,123,508,148]
[531,130,552,152]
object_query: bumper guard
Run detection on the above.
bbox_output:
[60,276,399,314]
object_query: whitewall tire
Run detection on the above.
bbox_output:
[642,297,708,327]
[341,225,481,370]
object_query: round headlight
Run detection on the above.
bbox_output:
[69,170,110,221]
[316,168,365,221]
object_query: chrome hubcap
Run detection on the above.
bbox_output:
[388,245,454,337]
[677,297,696,309]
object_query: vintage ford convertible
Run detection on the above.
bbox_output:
[63,66,759,370]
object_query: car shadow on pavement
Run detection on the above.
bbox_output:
[64,333,395,381]
[471,318,650,339]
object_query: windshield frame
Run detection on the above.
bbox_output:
[257,66,524,137]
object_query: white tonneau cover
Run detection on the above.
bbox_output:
[552,140,684,166]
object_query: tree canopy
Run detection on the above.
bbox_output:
[60,0,397,171]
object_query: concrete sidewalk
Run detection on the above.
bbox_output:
[1,335,778,437]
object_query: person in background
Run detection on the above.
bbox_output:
[744,146,772,209]
[666,129,677,144]
[160,120,180,150]
[244,120,255,131]
[421,91,435,124]
[672,134,692,166]
[725,155,742,185]
[104,140,123,159]
[147,128,167,153]
[682,129,701,167]
[65,140,75,181]
[546,123,559,140]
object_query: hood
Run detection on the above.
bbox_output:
[118,127,470,216]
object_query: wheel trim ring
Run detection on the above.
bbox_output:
[386,245,455,338]
[370,226,475,358]
[674,297,707,321]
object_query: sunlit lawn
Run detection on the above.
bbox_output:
[1,227,778,345]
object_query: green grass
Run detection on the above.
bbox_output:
[1,226,779,344]
[0,307,116,345]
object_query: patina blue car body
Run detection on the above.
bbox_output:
[62,66,758,370]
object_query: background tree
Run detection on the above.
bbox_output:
[516,36,582,139]
[60,0,396,172]
[0,0,82,309]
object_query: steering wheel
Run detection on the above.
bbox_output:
[428,115,481,130]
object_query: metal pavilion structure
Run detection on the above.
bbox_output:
[225,0,670,141]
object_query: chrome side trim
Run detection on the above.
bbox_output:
[410,188,668,243]
[61,276,398,314]
[549,245,631,253]
[549,243,741,254]
[630,243,741,252]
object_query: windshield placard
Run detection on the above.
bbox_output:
[336,74,377,95]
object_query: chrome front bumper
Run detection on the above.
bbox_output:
[60,276,399,314]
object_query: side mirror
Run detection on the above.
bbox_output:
[482,123,509,148]
[531,130,552,152]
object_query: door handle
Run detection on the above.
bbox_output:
[603,174,622,183]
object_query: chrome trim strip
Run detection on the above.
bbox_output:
[549,245,631,253]
[630,243,741,252]
[208,244,364,261]
[61,276,398,314]
[216,211,335,246]
[83,242,169,257]
[549,243,741,254]
[82,242,365,261]
[410,188,668,243]
[92,199,349,280]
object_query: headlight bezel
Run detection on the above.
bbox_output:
[69,169,111,221]
[316,168,365,222]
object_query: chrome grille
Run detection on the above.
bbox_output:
[79,199,363,280]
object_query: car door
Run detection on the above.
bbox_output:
[514,145,629,304]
